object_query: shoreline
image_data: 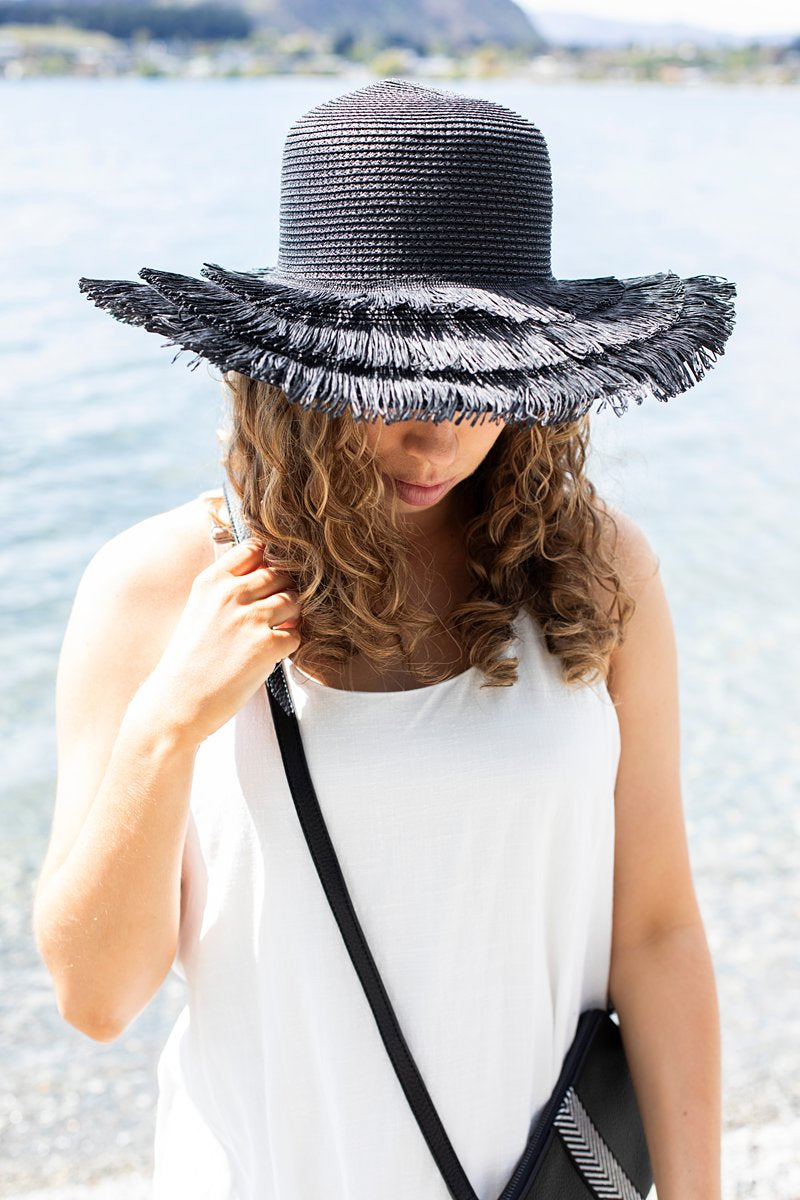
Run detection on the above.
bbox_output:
[8,1120,800,1200]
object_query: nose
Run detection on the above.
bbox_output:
[397,419,459,470]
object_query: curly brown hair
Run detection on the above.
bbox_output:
[214,371,637,690]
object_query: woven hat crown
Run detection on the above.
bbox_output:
[78,78,737,429]
[276,79,554,287]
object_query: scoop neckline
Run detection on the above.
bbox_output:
[284,611,523,699]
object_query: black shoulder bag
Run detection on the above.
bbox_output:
[222,479,654,1200]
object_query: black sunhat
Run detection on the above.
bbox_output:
[79,78,737,428]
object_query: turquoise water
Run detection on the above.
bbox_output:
[0,77,798,1197]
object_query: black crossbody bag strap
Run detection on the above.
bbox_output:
[222,479,479,1200]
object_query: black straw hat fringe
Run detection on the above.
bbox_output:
[78,267,736,427]
[77,79,737,427]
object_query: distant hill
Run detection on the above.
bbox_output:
[243,0,545,53]
[0,0,547,51]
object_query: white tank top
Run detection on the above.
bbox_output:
[153,605,620,1200]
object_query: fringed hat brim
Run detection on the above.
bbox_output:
[78,265,737,427]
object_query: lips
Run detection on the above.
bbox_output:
[390,475,457,507]
[396,476,455,488]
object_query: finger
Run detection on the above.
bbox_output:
[271,616,301,631]
[253,592,302,626]
[267,625,302,650]
[223,539,269,575]
[235,569,296,600]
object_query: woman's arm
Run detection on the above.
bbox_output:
[33,508,208,1040]
[33,500,302,1041]
[603,508,721,1200]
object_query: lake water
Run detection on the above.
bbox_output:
[0,76,798,1199]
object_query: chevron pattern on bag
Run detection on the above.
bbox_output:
[554,1087,645,1200]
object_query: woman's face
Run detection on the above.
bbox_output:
[362,413,506,533]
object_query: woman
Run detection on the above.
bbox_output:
[34,81,735,1200]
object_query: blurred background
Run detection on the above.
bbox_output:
[0,0,798,1197]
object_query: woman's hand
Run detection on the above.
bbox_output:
[139,538,302,745]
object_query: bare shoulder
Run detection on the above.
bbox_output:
[58,485,228,754]
[592,496,661,600]
[82,489,224,614]
[590,498,675,703]
[59,484,226,721]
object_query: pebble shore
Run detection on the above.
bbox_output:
[10,1120,800,1200]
